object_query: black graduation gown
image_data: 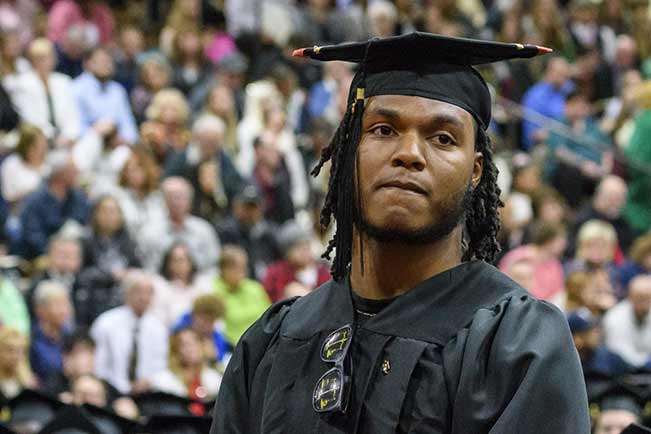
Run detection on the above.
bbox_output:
[210,261,590,434]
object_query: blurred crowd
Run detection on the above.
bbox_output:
[0,0,650,433]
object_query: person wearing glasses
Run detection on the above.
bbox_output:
[210,33,590,434]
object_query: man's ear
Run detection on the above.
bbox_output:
[472,151,483,188]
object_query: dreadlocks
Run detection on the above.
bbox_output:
[312,102,503,282]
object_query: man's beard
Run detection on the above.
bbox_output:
[358,184,474,245]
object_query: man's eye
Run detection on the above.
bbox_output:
[434,134,455,145]
[371,126,393,136]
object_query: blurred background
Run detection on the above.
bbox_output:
[0,0,650,433]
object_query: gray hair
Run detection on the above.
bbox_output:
[192,114,226,137]
[34,280,69,308]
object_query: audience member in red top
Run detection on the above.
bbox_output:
[262,221,330,302]
[47,0,114,47]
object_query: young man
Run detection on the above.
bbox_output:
[211,32,590,433]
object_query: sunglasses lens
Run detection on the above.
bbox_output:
[313,368,343,413]
[321,326,352,362]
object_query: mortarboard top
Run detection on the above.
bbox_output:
[6,390,65,434]
[144,415,212,434]
[293,32,552,129]
[38,406,101,434]
[623,424,651,434]
[588,379,644,418]
[0,423,17,434]
[133,392,195,418]
[80,404,142,434]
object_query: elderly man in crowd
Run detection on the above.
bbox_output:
[90,272,168,395]
[570,175,636,256]
[603,275,651,368]
[138,176,220,271]
[29,280,74,384]
[18,151,89,259]
[182,114,245,216]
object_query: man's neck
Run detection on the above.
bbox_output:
[349,226,463,300]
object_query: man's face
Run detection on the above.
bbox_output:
[126,280,154,316]
[87,50,114,81]
[196,129,223,159]
[50,240,82,275]
[595,409,638,434]
[356,95,482,243]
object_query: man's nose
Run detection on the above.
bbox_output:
[391,134,426,171]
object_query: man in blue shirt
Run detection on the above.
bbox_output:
[521,56,573,150]
[18,151,90,259]
[72,47,138,145]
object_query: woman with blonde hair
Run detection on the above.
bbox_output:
[151,328,222,410]
[0,327,36,399]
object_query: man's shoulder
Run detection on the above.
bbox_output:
[92,305,128,328]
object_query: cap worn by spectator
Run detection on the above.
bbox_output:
[567,307,599,334]
[38,406,101,434]
[234,184,262,204]
[80,403,141,434]
[277,221,311,254]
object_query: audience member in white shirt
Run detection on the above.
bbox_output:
[90,271,168,394]
[138,177,220,272]
[9,38,80,146]
[1,123,48,205]
[603,275,651,368]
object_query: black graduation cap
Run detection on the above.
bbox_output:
[5,390,65,434]
[293,31,552,129]
[144,415,212,434]
[38,406,101,434]
[133,392,194,418]
[589,378,645,419]
[0,423,17,434]
[623,424,651,434]
[80,404,142,434]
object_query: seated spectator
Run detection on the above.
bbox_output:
[108,148,166,237]
[43,331,100,398]
[113,26,145,95]
[603,275,651,369]
[91,272,168,394]
[499,222,568,308]
[1,123,48,206]
[545,90,613,205]
[569,175,636,257]
[263,221,330,303]
[159,0,203,56]
[616,234,651,291]
[151,328,222,404]
[143,88,192,177]
[565,219,619,291]
[567,308,632,376]
[520,56,573,151]
[0,29,30,88]
[215,185,281,280]
[213,245,270,347]
[151,242,211,327]
[70,374,108,408]
[172,294,230,365]
[76,195,142,326]
[138,177,220,272]
[169,28,212,97]
[582,268,618,317]
[29,280,74,384]
[0,270,29,336]
[593,390,642,434]
[9,38,80,145]
[130,53,171,124]
[28,235,82,314]
[0,327,36,400]
[47,0,114,47]
[18,150,89,259]
[201,84,239,156]
[182,114,245,221]
[72,47,137,145]
[73,120,131,196]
